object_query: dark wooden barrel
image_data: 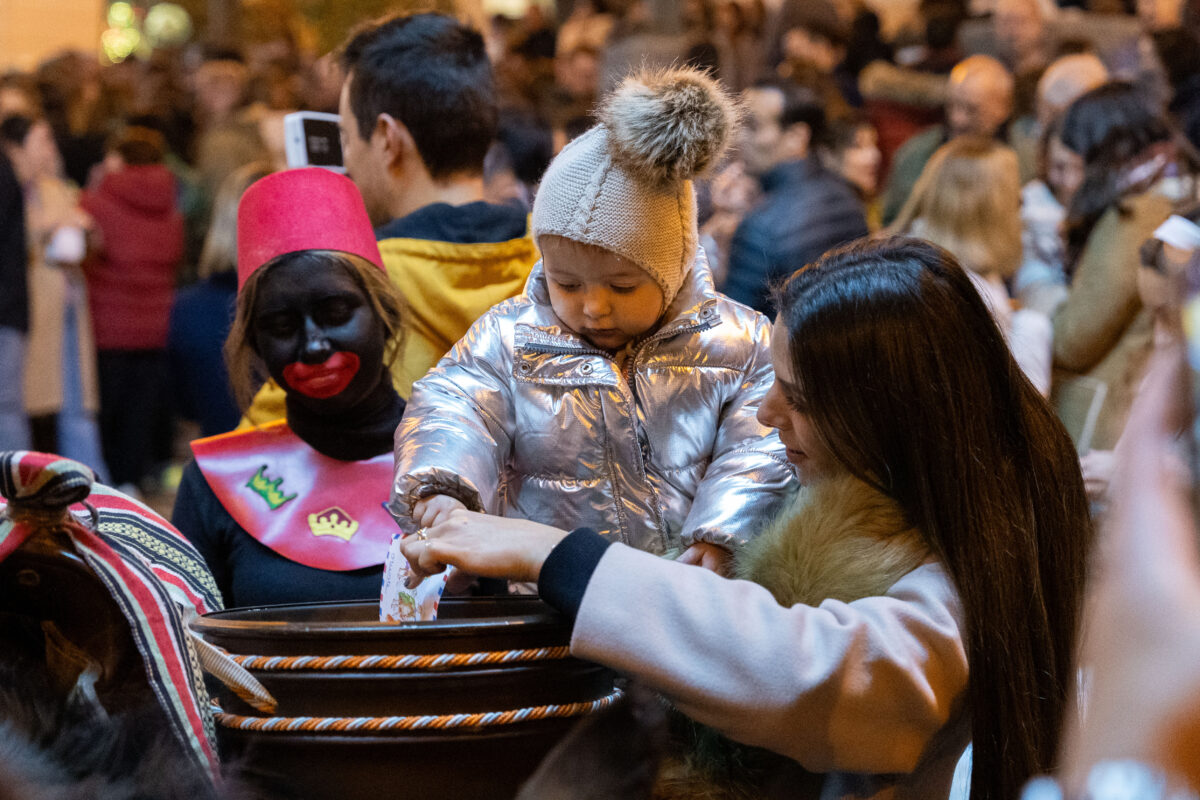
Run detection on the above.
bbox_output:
[191,597,616,799]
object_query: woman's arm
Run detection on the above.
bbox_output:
[572,544,966,774]
[1053,194,1171,372]
[402,514,968,775]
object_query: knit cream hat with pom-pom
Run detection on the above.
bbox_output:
[531,67,739,307]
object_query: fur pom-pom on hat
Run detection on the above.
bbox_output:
[532,65,739,308]
[600,67,740,189]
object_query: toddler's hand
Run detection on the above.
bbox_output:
[412,494,467,528]
[676,542,733,575]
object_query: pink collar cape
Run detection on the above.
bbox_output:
[191,421,395,571]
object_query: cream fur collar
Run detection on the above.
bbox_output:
[736,473,929,608]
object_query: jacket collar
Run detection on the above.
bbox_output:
[375,201,529,244]
[737,474,930,606]
[759,158,817,193]
[521,248,723,354]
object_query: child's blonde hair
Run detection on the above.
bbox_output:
[889,137,1022,279]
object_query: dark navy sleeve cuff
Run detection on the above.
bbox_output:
[537,527,612,620]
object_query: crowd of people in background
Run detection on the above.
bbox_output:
[5,0,1200,795]
[0,0,1197,500]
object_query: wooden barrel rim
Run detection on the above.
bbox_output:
[213,687,623,733]
[226,645,572,672]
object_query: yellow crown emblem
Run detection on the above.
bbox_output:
[307,507,360,541]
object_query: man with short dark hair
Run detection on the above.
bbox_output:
[339,13,538,399]
[338,14,498,227]
[244,13,539,423]
[722,81,868,315]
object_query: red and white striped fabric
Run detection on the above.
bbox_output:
[0,450,223,779]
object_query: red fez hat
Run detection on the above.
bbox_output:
[237,168,384,290]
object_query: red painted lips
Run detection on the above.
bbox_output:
[282,352,361,399]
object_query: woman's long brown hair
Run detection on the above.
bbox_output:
[774,237,1091,799]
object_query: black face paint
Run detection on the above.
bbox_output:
[250,254,388,417]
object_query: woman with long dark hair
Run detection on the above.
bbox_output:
[398,237,1092,799]
[1050,82,1195,451]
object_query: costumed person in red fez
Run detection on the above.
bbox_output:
[171,168,406,607]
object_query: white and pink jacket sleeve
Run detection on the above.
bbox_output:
[564,543,972,798]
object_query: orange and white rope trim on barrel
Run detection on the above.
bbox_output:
[213,687,623,733]
[228,645,571,671]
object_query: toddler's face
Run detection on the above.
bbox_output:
[540,235,665,351]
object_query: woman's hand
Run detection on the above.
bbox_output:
[400,510,571,584]
[412,494,467,528]
[675,542,733,575]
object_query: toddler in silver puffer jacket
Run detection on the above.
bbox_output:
[389,67,796,567]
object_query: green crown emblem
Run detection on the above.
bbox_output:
[246,465,297,510]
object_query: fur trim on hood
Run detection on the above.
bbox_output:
[654,474,930,800]
[738,472,929,607]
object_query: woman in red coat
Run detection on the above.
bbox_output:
[80,127,183,491]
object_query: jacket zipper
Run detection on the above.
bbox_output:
[521,340,634,542]
[523,317,718,549]
[521,343,611,359]
[624,318,718,546]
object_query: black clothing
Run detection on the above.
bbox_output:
[0,152,28,333]
[171,387,406,608]
[53,128,105,191]
[98,350,169,486]
[538,527,612,620]
[375,201,528,245]
[1172,74,1200,154]
[723,159,869,315]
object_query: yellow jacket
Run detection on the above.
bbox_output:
[381,231,537,397]
[243,226,538,427]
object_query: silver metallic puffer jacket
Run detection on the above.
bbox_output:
[389,253,795,554]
